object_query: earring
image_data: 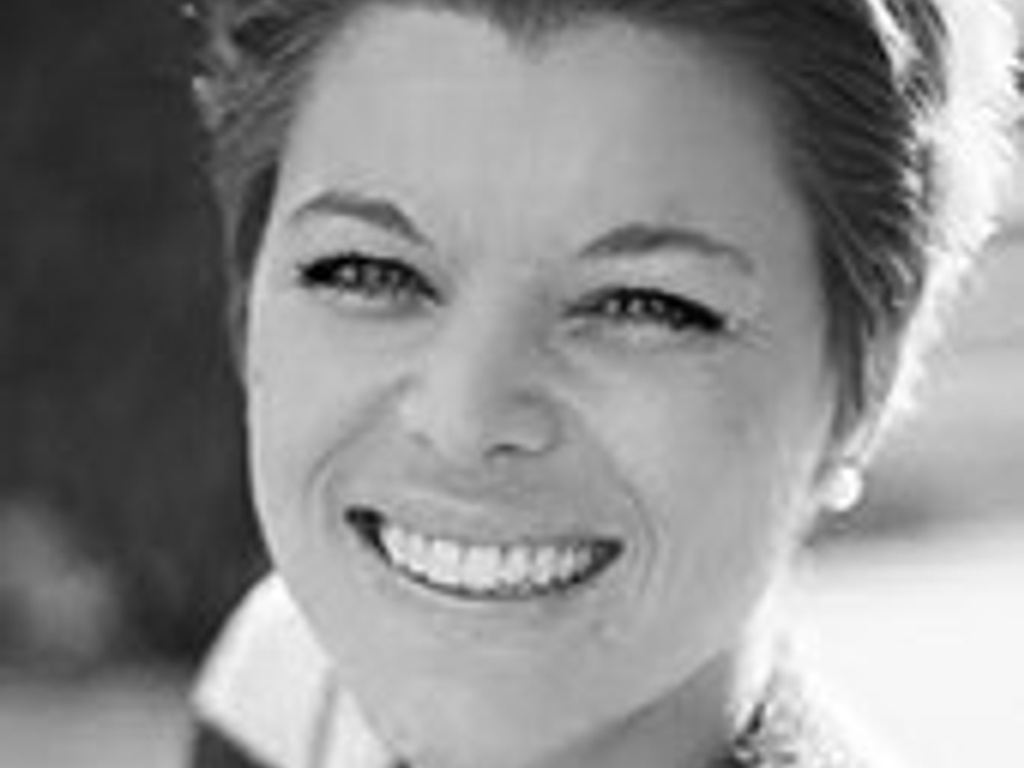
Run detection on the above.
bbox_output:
[821,462,865,513]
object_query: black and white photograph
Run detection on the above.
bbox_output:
[1,1,1022,766]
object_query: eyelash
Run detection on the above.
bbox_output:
[297,251,729,339]
[569,287,728,337]
[298,251,438,309]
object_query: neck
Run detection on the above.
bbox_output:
[528,628,777,768]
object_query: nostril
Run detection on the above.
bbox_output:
[499,392,562,455]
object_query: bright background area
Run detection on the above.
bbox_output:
[791,529,1024,768]
[1,0,1023,766]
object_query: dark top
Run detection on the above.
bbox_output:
[191,721,271,768]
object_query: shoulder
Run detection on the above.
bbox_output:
[189,575,334,768]
[727,656,904,768]
[188,574,395,768]
[190,719,274,768]
[188,578,899,768]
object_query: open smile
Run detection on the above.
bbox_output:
[347,506,624,602]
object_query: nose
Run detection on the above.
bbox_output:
[397,304,562,468]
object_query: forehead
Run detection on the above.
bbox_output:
[276,6,810,269]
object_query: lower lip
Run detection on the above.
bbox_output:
[345,506,624,605]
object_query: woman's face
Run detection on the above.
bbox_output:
[246,7,836,768]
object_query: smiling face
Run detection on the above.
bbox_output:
[245,7,837,768]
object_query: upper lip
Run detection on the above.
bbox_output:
[347,488,621,546]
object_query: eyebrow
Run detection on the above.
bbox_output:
[291,189,754,275]
[290,189,429,246]
[580,222,755,275]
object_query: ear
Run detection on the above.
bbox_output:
[812,334,906,514]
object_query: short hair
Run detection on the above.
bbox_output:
[190,0,1019,441]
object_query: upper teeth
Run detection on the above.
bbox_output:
[375,519,608,597]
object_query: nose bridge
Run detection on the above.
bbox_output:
[400,284,560,464]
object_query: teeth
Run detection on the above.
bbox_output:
[431,540,462,586]
[500,547,532,588]
[530,548,557,587]
[380,525,408,565]
[554,548,582,582]
[463,546,502,591]
[370,518,615,598]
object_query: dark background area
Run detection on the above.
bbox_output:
[0,0,264,668]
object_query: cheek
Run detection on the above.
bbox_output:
[244,291,402,553]
[591,359,823,632]
[598,362,798,520]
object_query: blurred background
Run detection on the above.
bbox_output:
[0,0,1021,766]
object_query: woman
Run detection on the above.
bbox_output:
[186,1,1019,767]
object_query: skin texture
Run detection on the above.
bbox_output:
[244,8,842,768]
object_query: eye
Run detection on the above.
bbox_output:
[568,287,729,344]
[297,252,439,314]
